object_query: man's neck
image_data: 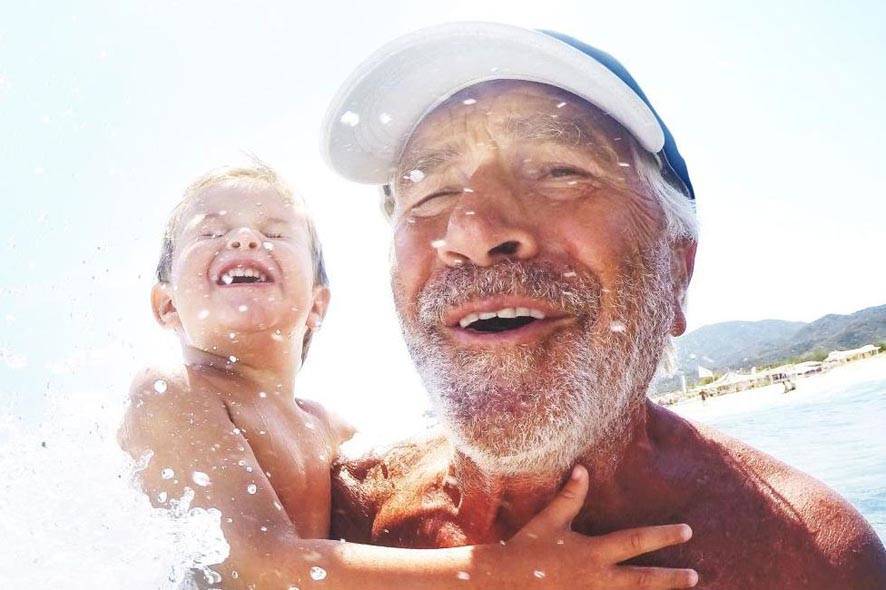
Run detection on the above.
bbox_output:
[450,399,667,539]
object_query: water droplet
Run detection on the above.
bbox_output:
[288,586,300,590]
[456,571,471,580]
[263,241,274,251]
[430,239,446,249]
[462,98,477,105]
[192,471,211,487]
[556,101,567,108]
[310,566,327,581]
[197,309,210,319]
[153,379,167,394]
[340,111,360,126]
[161,468,174,480]
[533,570,546,579]
[228,332,237,340]
[617,162,631,168]
[563,271,577,278]
[238,304,248,312]
[229,355,238,363]
[407,169,425,183]
[609,320,627,333]
[274,501,283,511]
[258,391,267,398]
[247,484,257,494]
[463,187,474,193]
[260,526,268,532]
[379,112,392,124]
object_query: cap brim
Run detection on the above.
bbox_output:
[322,21,665,185]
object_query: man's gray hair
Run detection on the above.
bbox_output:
[630,142,699,244]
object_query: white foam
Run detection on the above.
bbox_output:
[0,390,230,587]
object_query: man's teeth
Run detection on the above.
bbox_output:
[458,307,546,328]
[219,267,269,284]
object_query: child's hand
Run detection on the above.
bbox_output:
[504,465,698,589]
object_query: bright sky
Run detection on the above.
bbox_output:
[1,1,884,435]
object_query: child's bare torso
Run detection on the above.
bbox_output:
[122,364,350,539]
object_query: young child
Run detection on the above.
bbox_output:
[119,163,698,589]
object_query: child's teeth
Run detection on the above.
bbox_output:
[222,273,233,285]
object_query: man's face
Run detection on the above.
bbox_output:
[390,81,683,475]
[164,185,318,350]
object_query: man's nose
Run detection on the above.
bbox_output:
[436,173,539,267]
[226,228,261,251]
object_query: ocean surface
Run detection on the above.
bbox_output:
[672,365,886,541]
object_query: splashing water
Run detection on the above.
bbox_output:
[339,111,360,127]
[309,566,327,581]
[0,391,229,587]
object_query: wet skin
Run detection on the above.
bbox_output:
[332,81,886,589]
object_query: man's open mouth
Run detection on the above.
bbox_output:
[457,307,546,333]
[215,264,273,286]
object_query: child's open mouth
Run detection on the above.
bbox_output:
[215,263,274,286]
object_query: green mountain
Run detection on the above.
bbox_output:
[658,304,886,391]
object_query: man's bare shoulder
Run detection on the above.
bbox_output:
[331,431,462,546]
[653,405,886,586]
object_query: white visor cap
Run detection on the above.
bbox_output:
[321,22,666,185]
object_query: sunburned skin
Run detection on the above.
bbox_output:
[119,170,702,590]
[331,81,886,589]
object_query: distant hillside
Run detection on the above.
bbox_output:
[659,304,886,391]
[674,319,805,374]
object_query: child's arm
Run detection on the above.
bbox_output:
[120,370,697,590]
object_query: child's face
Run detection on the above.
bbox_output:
[159,184,321,350]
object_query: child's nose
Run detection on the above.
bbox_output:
[227,228,260,250]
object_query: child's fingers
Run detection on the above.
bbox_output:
[614,566,698,589]
[519,465,588,536]
[593,524,693,562]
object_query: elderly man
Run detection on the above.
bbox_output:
[322,23,885,588]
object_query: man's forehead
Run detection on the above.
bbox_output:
[397,80,629,175]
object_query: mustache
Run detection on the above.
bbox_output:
[416,259,602,327]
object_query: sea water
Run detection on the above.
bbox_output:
[673,366,886,540]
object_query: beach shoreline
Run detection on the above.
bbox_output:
[667,352,886,413]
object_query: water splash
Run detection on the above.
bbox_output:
[0,391,229,587]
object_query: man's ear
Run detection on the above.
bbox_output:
[151,282,181,330]
[306,284,331,330]
[669,238,697,337]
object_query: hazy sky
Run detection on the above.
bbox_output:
[1,1,883,433]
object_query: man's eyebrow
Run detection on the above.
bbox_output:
[395,145,463,186]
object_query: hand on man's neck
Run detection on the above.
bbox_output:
[449,398,667,539]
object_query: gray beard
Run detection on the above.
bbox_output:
[394,242,675,477]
